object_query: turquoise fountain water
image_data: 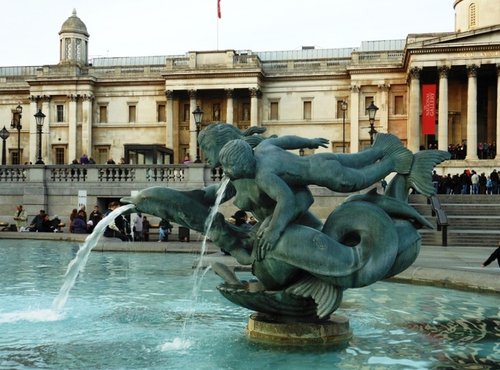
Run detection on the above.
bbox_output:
[0,240,498,369]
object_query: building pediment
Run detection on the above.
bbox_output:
[406,25,500,50]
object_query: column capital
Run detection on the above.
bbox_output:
[350,85,360,93]
[409,67,421,80]
[29,95,51,102]
[165,90,174,100]
[68,94,79,102]
[467,64,478,77]
[225,88,234,98]
[438,65,450,78]
[249,88,261,98]
[378,83,390,92]
[81,94,94,101]
[188,89,197,99]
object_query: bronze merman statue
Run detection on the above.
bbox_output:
[122,123,450,320]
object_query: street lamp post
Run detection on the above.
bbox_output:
[366,101,379,145]
[340,100,348,153]
[0,126,10,165]
[192,105,204,163]
[10,104,22,164]
[34,109,46,164]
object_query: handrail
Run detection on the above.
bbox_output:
[429,195,448,246]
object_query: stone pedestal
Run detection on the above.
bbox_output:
[246,313,352,346]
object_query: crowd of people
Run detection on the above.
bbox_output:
[432,168,500,195]
[445,142,497,160]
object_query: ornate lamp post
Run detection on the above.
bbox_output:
[340,100,348,153]
[192,105,204,163]
[34,109,46,164]
[10,104,22,164]
[0,126,10,165]
[366,101,379,145]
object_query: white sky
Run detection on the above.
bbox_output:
[0,0,455,67]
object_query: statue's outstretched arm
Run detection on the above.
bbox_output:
[266,136,329,151]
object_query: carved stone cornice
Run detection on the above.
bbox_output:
[29,95,51,102]
[438,66,450,79]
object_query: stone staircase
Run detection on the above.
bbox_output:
[409,194,500,247]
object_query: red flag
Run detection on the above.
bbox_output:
[422,84,436,135]
[217,0,221,18]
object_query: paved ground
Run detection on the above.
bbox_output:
[0,232,498,293]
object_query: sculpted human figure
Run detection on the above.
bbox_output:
[122,123,450,319]
[218,134,413,258]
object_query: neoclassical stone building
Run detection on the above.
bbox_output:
[0,0,499,165]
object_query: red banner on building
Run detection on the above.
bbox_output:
[422,84,436,135]
[217,0,221,18]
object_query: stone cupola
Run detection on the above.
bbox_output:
[58,9,90,65]
[454,0,500,33]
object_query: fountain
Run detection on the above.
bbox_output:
[0,241,498,368]
[121,124,453,345]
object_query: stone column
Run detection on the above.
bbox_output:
[466,65,478,160]
[250,88,259,127]
[378,84,389,133]
[225,89,234,124]
[496,65,500,159]
[68,94,78,163]
[41,96,51,164]
[349,85,360,153]
[438,66,450,151]
[81,94,94,158]
[165,90,174,150]
[408,67,421,151]
[189,90,198,161]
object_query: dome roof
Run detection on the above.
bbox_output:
[59,9,89,37]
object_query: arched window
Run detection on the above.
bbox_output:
[469,3,477,29]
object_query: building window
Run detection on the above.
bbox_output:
[99,106,108,123]
[128,105,136,123]
[182,104,190,122]
[11,151,20,165]
[157,104,166,122]
[469,3,477,28]
[394,95,405,115]
[55,147,65,165]
[242,103,250,121]
[303,101,312,120]
[336,99,348,119]
[56,105,64,122]
[270,102,279,120]
[364,96,374,115]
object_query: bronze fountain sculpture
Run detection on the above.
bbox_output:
[121,123,450,343]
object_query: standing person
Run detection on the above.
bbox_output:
[132,213,144,241]
[470,170,479,195]
[142,216,151,241]
[13,205,27,232]
[88,205,103,233]
[482,241,500,267]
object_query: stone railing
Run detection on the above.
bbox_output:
[0,164,225,185]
